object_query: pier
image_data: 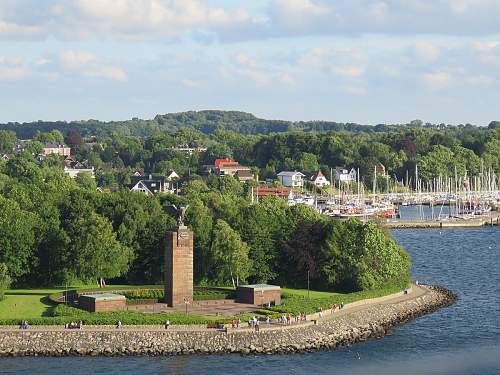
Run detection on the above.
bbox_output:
[380,211,500,229]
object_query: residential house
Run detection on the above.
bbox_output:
[1,154,10,161]
[63,157,95,178]
[132,168,145,177]
[213,158,254,182]
[253,187,293,201]
[277,171,305,188]
[335,167,357,183]
[166,170,180,181]
[234,169,254,182]
[64,166,95,178]
[43,143,71,157]
[128,175,173,196]
[310,170,330,187]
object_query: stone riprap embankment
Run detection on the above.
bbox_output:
[0,285,456,357]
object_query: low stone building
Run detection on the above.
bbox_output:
[237,284,281,306]
[79,293,126,312]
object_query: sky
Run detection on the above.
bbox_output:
[0,0,499,125]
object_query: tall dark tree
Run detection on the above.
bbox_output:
[65,129,84,149]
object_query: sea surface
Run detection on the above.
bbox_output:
[1,223,499,374]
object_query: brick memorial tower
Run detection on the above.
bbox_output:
[164,206,193,307]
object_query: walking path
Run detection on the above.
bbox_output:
[0,284,429,333]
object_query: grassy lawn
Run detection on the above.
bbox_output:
[281,288,342,299]
[268,284,406,315]
[0,286,161,321]
[0,284,406,324]
[0,288,64,320]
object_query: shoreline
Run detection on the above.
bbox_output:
[0,285,457,357]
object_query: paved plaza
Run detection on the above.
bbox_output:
[127,299,258,316]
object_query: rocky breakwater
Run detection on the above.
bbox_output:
[0,285,456,357]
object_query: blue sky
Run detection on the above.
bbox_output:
[0,0,499,125]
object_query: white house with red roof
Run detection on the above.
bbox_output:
[310,170,330,187]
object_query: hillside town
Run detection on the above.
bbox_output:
[3,131,499,222]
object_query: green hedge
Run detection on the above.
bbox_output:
[0,304,229,326]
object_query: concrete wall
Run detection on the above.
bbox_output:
[238,288,281,306]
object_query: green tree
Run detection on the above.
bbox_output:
[299,152,319,174]
[210,219,251,288]
[185,200,213,282]
[0,263,11,300]
[323,219,410,291]
[75,172,97,190]
[0,130,16,154]
[239,196,292,283]
[65,211,132,287]
[0,196,36,281]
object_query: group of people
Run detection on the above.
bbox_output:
[278,313,306,324]
[65,321,83,329]
[19,320,29,330]
[247,315,272,331]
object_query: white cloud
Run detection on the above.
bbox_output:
[86,65,128,81]
[382,65,401,77]
[0,66,29,81]
[466,74,493,86]
[275,0,330,17]
[227,52,296,87]
[471,40,500,67]
[0,57,30,81]
[269,0,500,37]
[60,50,96,69]
[471,41,499,52]
[331,65,365,78]
[2,0,500,42]
[59,50,127,81]
[422,71,452,90]
[0,20,41,39]
[299,47,367,78]
[370,2,389,19]
[0,0,257,41]
[414,41,441,64]
[182,79,198,88]
[340,84,368,96]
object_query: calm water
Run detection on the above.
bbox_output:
[397,204,452,221]
[1,226,499,375]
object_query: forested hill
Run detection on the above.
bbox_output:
[0,110,371,138]
[2,110,497,138]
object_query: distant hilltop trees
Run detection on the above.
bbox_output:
[0,110,497,139]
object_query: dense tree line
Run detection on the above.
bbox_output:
[0,153,410,293]
[1,117,499,193]
[1,110,498,138]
